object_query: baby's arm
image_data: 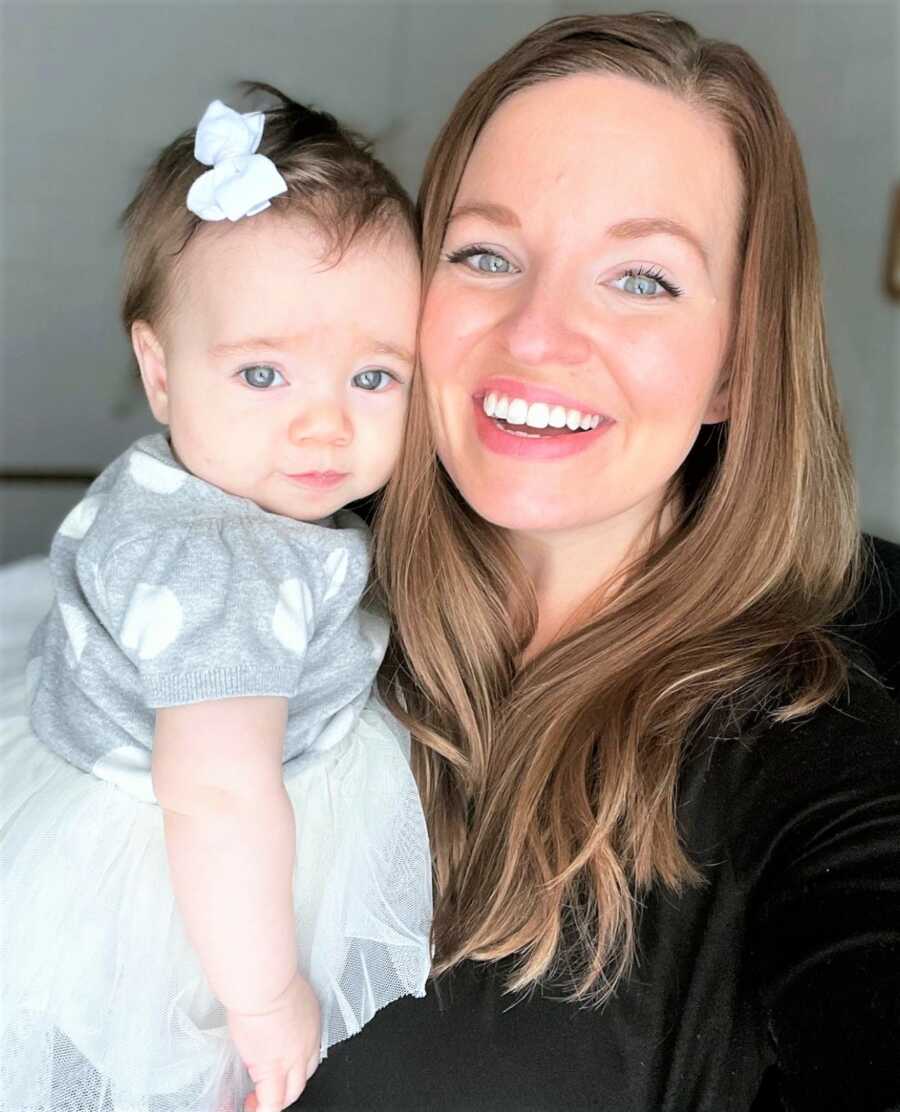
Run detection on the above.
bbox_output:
[152,697,321,1112]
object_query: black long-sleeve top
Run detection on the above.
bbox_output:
[300,542,900,1111]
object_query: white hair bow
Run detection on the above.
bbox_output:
[186,99,287,222]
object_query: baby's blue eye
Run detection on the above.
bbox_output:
[352,369,394,392]
[240,365,285,389]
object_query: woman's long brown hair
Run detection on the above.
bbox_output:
[374,12,860,1002]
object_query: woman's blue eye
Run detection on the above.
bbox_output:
[470,253,512,274]
[613,269,682,298]
[445,246,516,275]
[240,365,285,389]
[352,369,394,392]
[622,273,663,296]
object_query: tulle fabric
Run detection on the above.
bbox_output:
[0,565,432,1112]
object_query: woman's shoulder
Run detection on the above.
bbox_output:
[683,664,900,885]
[715,668,900,1111]
[750,663,898,777]
[835,533,900,694]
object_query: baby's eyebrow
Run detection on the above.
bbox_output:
[208,336,415,364]
[208,337,289,358]
[368,340,414,365]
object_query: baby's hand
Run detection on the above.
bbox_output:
[229,972,322,1112]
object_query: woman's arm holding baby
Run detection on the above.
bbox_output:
[152,697,320,1112]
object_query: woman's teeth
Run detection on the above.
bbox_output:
[483,392,602,432]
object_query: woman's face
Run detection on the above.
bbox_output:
[420,73,742,541]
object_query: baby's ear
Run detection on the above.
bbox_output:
[131,321,170,424]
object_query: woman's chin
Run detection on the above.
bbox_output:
[453,476,595,536]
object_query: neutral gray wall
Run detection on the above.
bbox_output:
[2,0,898,564]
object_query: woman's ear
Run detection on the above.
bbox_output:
[702,375,730,425]
[131,321,170,424]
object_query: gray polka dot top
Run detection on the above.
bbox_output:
[28,434,388,780]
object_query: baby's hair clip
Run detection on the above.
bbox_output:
[186,99,287,222]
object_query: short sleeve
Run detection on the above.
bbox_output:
[95,519,318,707]
[744,679,900,1111]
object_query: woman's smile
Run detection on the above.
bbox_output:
[470,374,613,458]
[472,394,614,459]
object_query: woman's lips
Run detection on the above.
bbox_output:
[472,397,613,460]
[285,472,348,490]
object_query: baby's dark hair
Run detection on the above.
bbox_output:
[121,82,417,332]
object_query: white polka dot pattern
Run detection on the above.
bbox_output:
[120,584,183,660]
[31,436,383,780]
[128,451,188,494]
[322,548,350,603]
[272,578,314,655]
[58,496,102,540]
[60,603,89,666]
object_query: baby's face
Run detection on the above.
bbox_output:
[135,214,419,520]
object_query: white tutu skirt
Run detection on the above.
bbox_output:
[0,664,432,1112]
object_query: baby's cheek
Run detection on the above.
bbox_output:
[367,419,405,487]
[174,418,221,470]
[168,408,245,489]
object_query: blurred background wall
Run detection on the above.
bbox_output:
[1,0,898,563]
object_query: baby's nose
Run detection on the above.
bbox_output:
[287,401,352,446]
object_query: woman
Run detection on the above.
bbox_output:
[301,12,900,1112]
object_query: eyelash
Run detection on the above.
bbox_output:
[444,244,511,271]
[444,244,684,298]
[624,265,683,298]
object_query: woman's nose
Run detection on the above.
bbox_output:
[499,280,592,367]
[287,400,352,446]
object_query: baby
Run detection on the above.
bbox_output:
[0,89,431,1112]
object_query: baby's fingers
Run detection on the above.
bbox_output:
[306,1050,320,1081]
[246,1071,287,1112]
[283,1064,308,1106]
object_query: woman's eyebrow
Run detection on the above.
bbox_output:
[446,206,710,272]
[446,202,521,229]
[606,217,710,271]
